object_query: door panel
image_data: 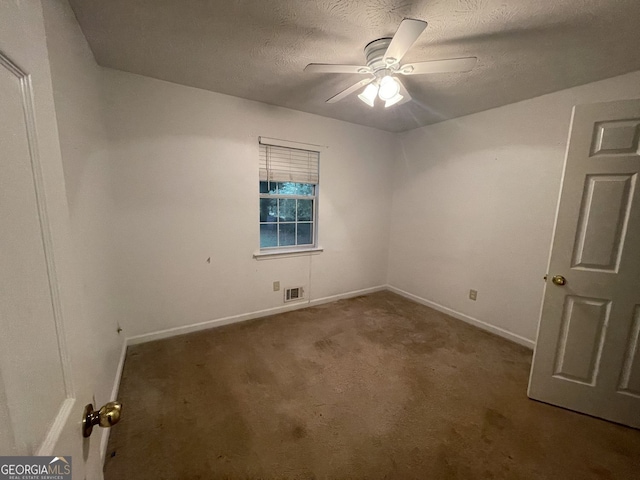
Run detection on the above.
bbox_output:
[0,52,69,454]
[591,120,640,156]
[529,99,640,428]
[571,174,635,271]
[554,296,610,384]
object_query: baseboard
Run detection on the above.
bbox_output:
[100,337,127,463]
[126,285,387,346]
[386,285,535,350]
[308,285,387,307]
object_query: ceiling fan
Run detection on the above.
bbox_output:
[304,19,477,108]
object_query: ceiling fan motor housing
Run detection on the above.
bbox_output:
[364,38,397,75]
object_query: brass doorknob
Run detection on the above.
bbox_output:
[552,275,566,286]
[82,401,122,437]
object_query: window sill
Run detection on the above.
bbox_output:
[253,247,323,260]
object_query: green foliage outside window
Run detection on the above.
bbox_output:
[259,182,315,248]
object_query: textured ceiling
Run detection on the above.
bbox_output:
[68,0,640,132]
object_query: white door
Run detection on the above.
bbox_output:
[0,50,74,454]
[1,2,103,477]
[528,99,640,428]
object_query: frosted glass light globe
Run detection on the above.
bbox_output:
[358,83,379,107]
[378,76,400,101]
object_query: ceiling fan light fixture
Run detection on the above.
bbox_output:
[305,19,477,110]
[384,93,404,108]
[378,76,400,101]
[358,83,379,107]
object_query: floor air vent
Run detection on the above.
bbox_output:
[284,287,304,303]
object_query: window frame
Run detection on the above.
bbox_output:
[255,138,323,259]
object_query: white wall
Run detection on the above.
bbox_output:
[388,71,640,345]
[40,0,123,472]
[42,0,122,401]
[102,69,396,339]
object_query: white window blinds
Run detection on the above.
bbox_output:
[259,143,320,184]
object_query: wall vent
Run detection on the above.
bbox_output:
[284,286,304,303]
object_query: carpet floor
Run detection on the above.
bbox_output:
[104,291,640,479]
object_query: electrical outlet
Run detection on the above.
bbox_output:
[469,289,477,301]
[273,281,280,292]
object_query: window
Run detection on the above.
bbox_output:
[259,142,319,250]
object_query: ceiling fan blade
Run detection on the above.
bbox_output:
[383,18,428,65]
[305,64,372,74]
[326,78,374,104]
[399,57,477,75]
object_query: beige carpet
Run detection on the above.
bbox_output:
[104,291,640,479]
